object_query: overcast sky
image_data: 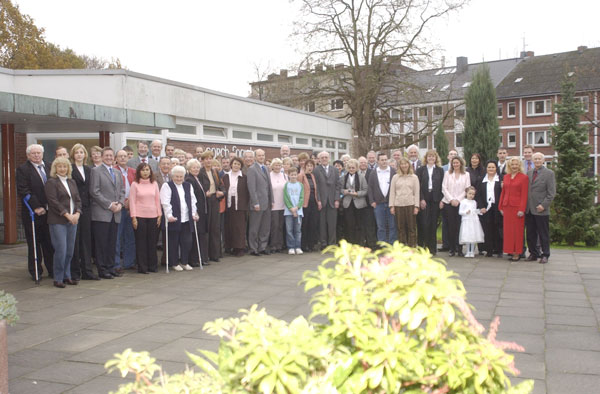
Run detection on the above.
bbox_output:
[12,0,600,97]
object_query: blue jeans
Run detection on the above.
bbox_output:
[115,209,136,269]
[49,223,77,282]
[374,203,397,244]
[285,215,302,249]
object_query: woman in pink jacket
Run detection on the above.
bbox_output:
[129,163,162,273]
[442,157,471,257]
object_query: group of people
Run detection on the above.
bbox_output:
[16,139,556,288]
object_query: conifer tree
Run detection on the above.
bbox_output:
[434,122,449,165]
[463,65,500,163]
[550,76,600,246]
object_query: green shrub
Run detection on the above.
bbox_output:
[0,290,18,325]
[106,242,533,393]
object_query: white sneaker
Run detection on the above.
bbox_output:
[183,264,193,271]
[173,265,183,271]
[288,249,295,255]
[295,248,303,255]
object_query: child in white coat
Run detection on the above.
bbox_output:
[459,186,485,257]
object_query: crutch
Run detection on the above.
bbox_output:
[194,221,203,270]
[164,210,169,274]
[23,195,40,285]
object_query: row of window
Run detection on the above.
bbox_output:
[173,124,347,151]
[498,97,590,119]
[305,99,344,112]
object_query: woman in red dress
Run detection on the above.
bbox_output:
[499,157,529,261]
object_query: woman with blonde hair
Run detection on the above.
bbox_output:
[415,150,444,254]
[389,157,420,247]
[499,157,529,261]
[89,145,103,167]
[69,144,97,280]
[45,157,82,287]
[442,156,471,256]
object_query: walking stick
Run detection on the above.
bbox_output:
[23,195,40,285]
[164,212,169,274]
[194,221,203,270]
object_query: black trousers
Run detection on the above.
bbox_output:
[480,204,502,255]
[189,228,209,266]
[167,227,193,267]
[206,195,221,260]
[319,204,338,246]
[444,203,462,253]
[134,217,159,272]
[343,202,365,245]
[22,211,54,279]
[526,213,550,258]
[417,192,441,254]
[301,199,320,250]
[71,207,95,279]
[92,219,118,276]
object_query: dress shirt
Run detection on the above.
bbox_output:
[525,160,534,172]
[32,161,47,183]
[58,175,74,214]
[118,166,130,198]
[103,163,116,183]
[376,166,391,197]
[482,174,499,209]
[427,165,434,190]
[160,182,197,222]
[323,165,329,176]
[76,165,85,180]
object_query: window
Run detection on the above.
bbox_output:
[174,124,197,135]
[497,103,503,118]
[391,109,400,121]
[278,134,292,143]
[338,141,347,150]
[305,101,315,112]
[455,108,465,118]
[508,102,516,118]
[203,126,225,137]
[326,140,335,149]
[296,137,309,145]
[404,109,413,121]
[233,130,252,139]
[526,130,550,146]
[419,137,427,149]
[575,96,590,112]
[434,105,443,116]
[455,132,463,148]
[330,98,343,111]
[526,99,552,116]
[418,107,428,118]
[507,132,516,148]
[312,138,323,148]
[257,133,273,142]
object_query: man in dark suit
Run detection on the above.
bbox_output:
[90,147,126,279]
[526,152,556,264]
[367,153,397,244]
[358,156,377,248]
[16,144,54,280]
[407,144,422,173]
[127,140,158,172]
[314,151,341,248]
[416,151,444,254]
[247,149,273,255]
[496,147,508,178]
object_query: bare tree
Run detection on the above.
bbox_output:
[291,0,466,156]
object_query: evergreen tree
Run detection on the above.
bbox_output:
[463,65,500,163]
[434,122,449,165]
[550,76,600,246]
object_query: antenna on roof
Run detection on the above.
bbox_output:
[522,34,527,52]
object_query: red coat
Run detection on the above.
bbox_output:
[499,172,528,212]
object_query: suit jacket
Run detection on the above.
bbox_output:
[246,163,273,210]
[367,167,396,205]
[45,177,82,224]
[466,166,485,190]
[89,164,126,223]
[496,161,508,179]
[16,161,51,214]
[526,166,556,216]
[314,164,341,208]
[185,174,209,233]
[222,173,250,211]
[498,172,528,212]
[341,172,368,209]
[409,159,422,173]
[71,164,91,209]
[476,176,502,210]
[156,171,171,190]
[198,167,224,201]
[415,165,444,202]
[127,156,158,172]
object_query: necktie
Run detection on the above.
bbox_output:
[38,165,47,183]
[261,165,267,175]
[142,157,147,164]
[109,168,116,183]
[325,166,329,176]
[532,170,538,183]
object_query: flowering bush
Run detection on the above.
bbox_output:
[107,242,533,393]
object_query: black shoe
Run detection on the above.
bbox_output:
[202,261,211,266]
[53,281,66,288]
[250,251,260,256]
[31,275,43,282]
[110,271,123,277]
[526,254,538,261]
[439,247,449,252]
[189,263,200,267]
[82,275,100,280]
[64,278,78,285]
[260,250,270,255]
[100,273,114,279]
[497,253,504,258]
[486,252,494,258]
[449,251,456,257]
[138,271,149,274]
[210,258,220,262]
[457,251,465,257]
[539,256,548,264]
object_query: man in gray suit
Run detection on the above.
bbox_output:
[314,151,341,248]
[127,140,158,172]
[247,149,273,255]
[525,152,555,264]
[90,147,126,279]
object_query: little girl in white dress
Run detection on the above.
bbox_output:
[459,186,485,258]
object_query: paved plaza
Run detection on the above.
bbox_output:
[2,245,600,394]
